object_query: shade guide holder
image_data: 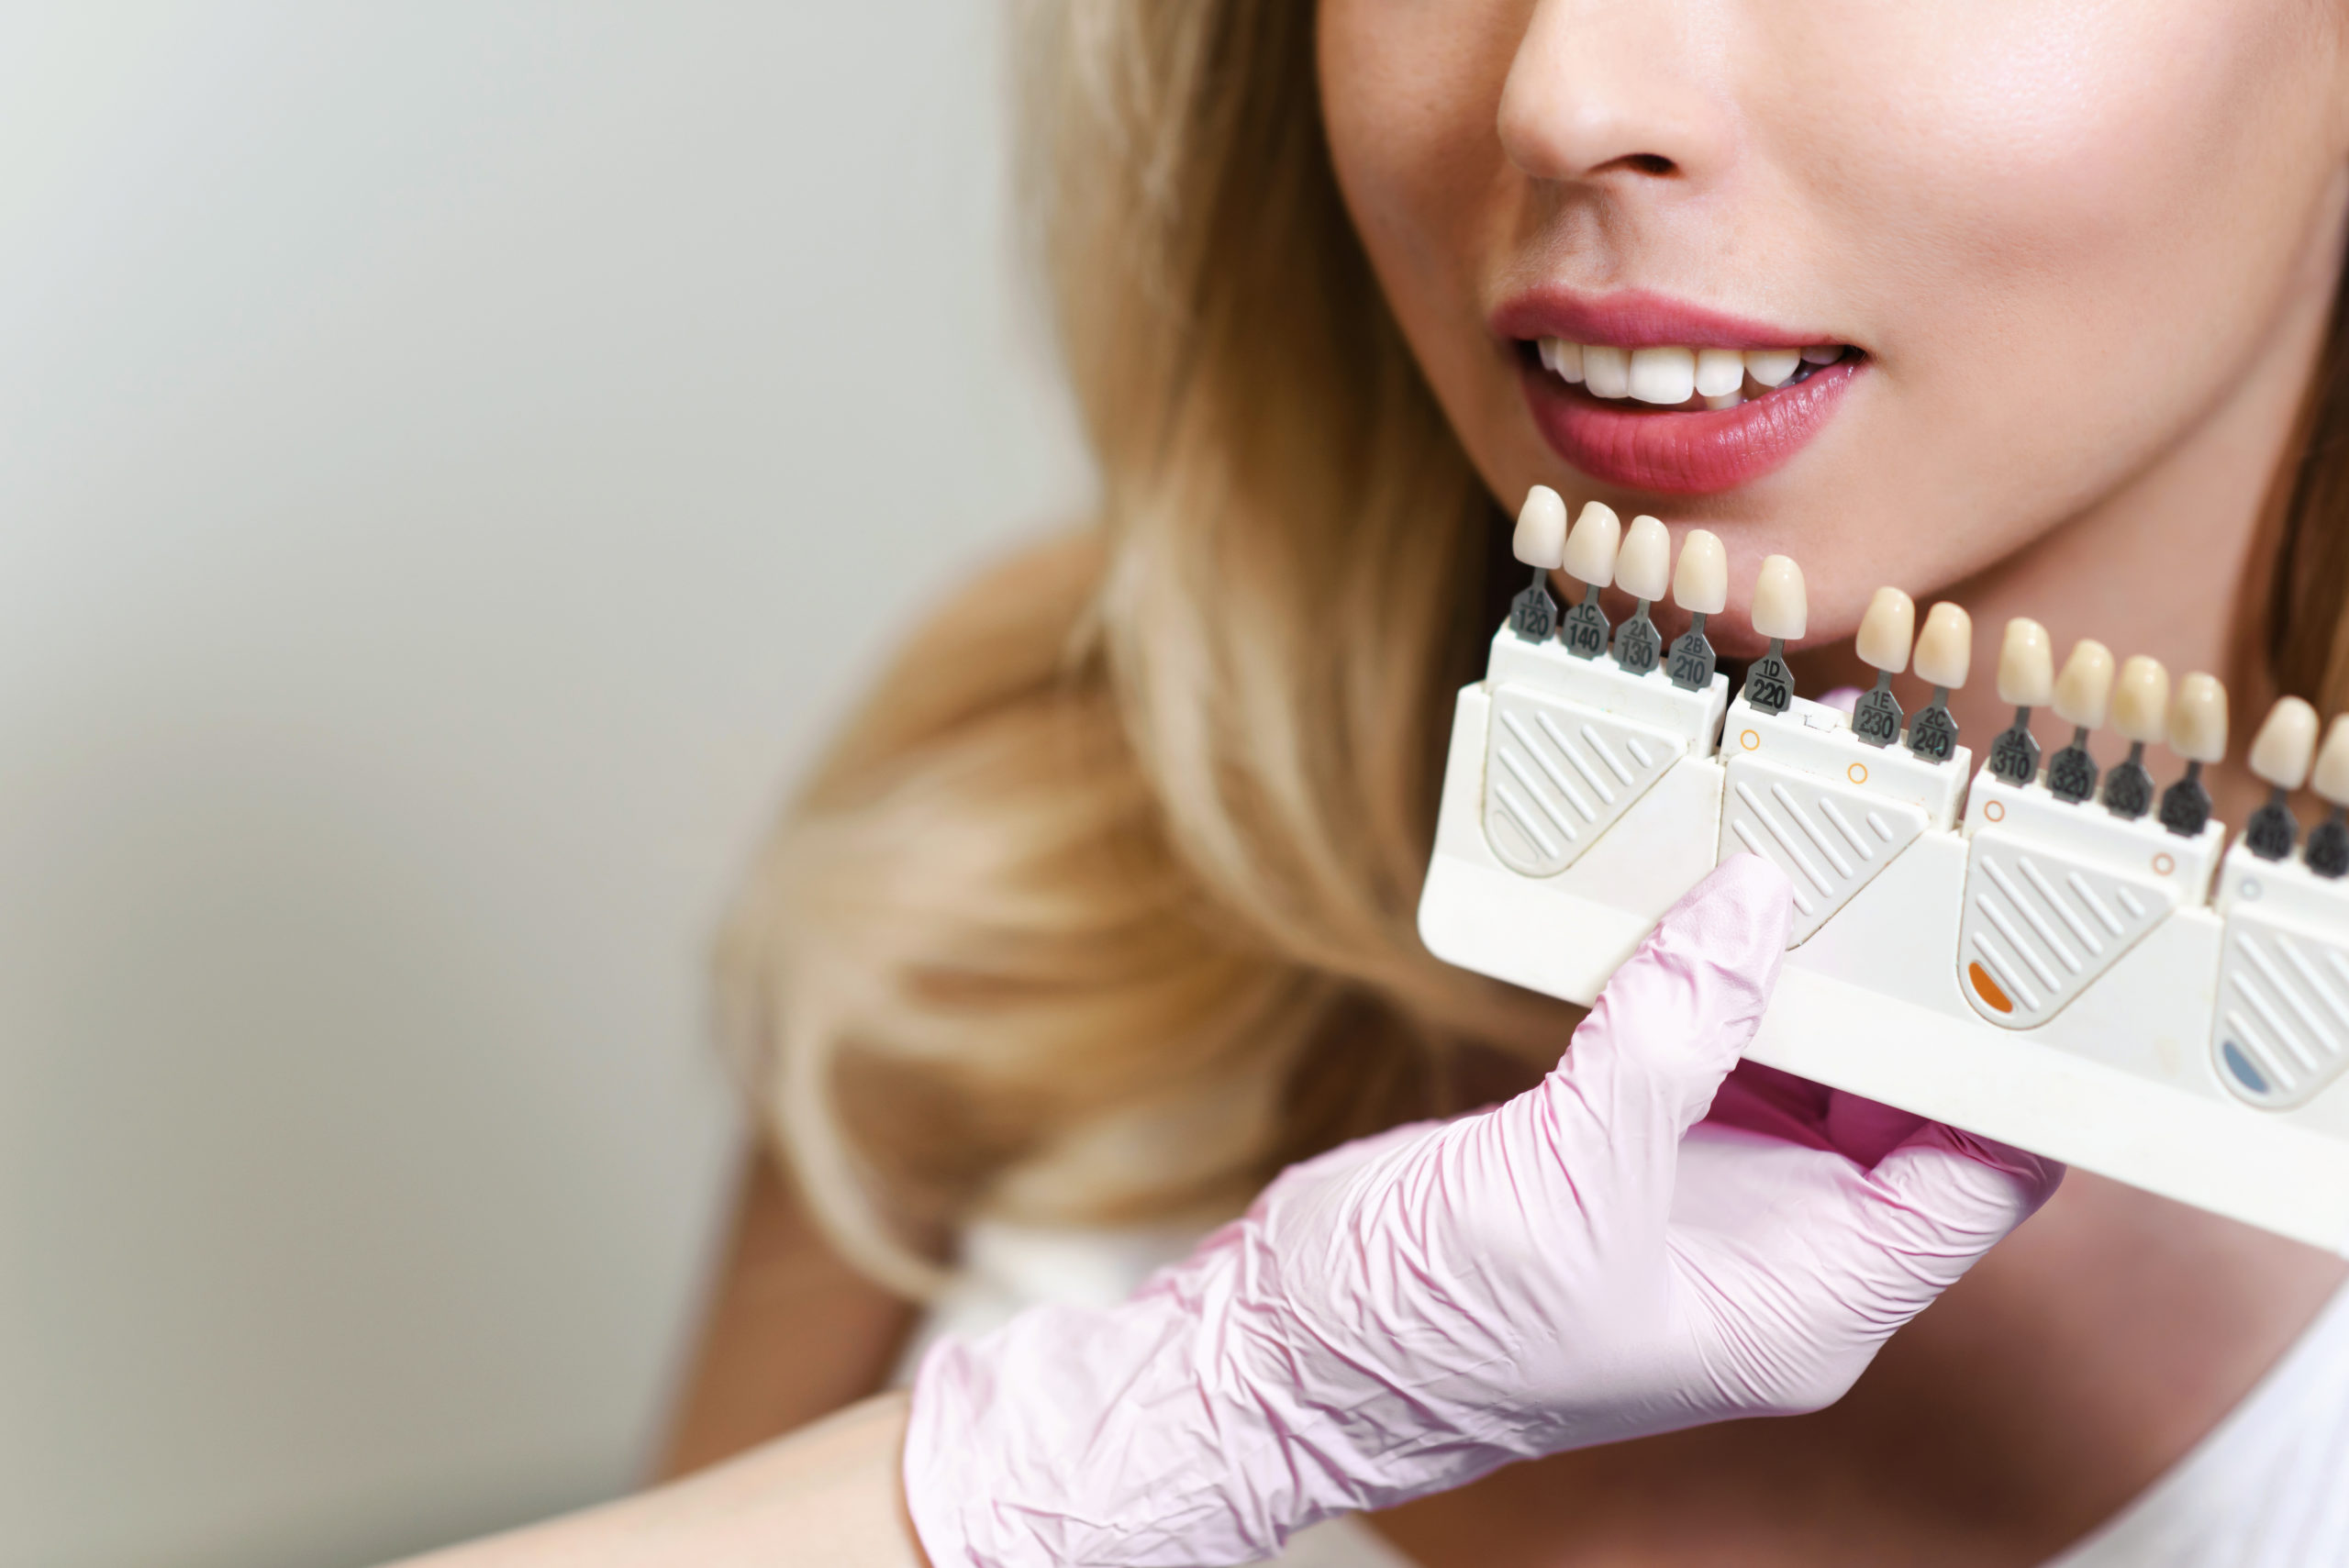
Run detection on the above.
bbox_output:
[1430,506,2349,1257]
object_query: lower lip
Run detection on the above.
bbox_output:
[1519,357,1860,495]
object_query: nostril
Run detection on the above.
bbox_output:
[1617,152,1675,177]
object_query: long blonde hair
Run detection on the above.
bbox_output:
[721,0,2349,1296]
[718,0,1563,1296]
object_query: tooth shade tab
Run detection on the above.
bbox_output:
[1582,344,1630,398]
[2250,696,2320,788]
[1628,346,1697,405]
[2113,656,2172,743]
[2168,673,2228,764]
[1694,348,1744,398]
[1744,349,1800,388]
[1512,486,1568,569]
[1996,618,2054,706]
[1752,555,1808,640]
[1800,344,1846,364]
[1616,515,1672,602]
[2053,640,2115,728]
[1562,502,1622,587]
[2313,717,2349,805]
[1672,528,1728,615]
[1913,603,1972,688]
[1855,587,1916,673]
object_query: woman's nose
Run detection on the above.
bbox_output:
[1497,0,1736,192]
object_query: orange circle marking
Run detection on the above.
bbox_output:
[1847,762,1868,785]
[1969,962,2014,1014]
[1740,728,1761,751]
[1984,800,2005,822]
[2154,852,2175,876]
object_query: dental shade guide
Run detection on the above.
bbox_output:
[1905,602,1969,763]
[1666,529,1727,691]
[1559,502,1621,660]
[1988,618,2052,785]
[1508,486,1567,643]
[1852,587,1914,748]
[1421,487,2349,1255]
[1611,515,1671,676]
[2103,656,2168,819]
[2245,697,2318,862]
[2159,674,2226,838]
[1742,555,1804,716]
[2046,640,2113,804]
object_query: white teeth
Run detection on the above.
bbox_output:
[1627,346,1696,405]
[1581,343,1631,398]
[1534,339,1848,402]
[1694,348,1744,398]
[1743,348,1800,387]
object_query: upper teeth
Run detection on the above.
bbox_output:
[1537,338,1843,407]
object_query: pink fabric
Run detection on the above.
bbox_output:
[905,855,2062,1567]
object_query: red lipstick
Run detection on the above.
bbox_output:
[1492,289,1863,496]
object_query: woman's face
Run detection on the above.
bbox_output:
[1318,0,2349,648]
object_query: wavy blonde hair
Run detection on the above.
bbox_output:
[717,0,1565,1296]
[722,0,2349,1296]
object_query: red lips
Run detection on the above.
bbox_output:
[1493,289,1861,495]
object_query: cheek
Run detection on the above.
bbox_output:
[1794,2,2341,500]
[1318,1,1524,398]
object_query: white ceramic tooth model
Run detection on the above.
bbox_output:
[1420,495,2349,1257]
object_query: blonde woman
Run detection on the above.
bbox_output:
[420,1,2349,1563]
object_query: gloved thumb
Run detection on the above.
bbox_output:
[1541,853,1795,1166]
[1842,1122,2064,1307]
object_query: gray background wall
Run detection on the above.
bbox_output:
[0,6,1087,1565]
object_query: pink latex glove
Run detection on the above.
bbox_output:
[905,855,2062,1567]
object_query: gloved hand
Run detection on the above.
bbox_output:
[904,854,2062,1567]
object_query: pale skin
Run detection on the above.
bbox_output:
[405,1,2349,1562]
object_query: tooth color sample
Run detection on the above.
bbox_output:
[2313,717,2349,804]
[1744,348,1800,387]
[1628,346,1698,405]
[2053,640,2116,728]
[1582,344,1630,398]
[1673,528,1728,614]
[1997,619,2054,706]
[1695,348,1744,398]
[2168,673,2229,763]
[1561,501,1622,587]
[1801,344,1846,364]
[1855,587,1916,673]
[1913,603,1973,687]
[2112,657,2172,742]
[1556,340,1584,384]
[1512,486,1568,569]
[2249,695,2320,788]
[1752,555,1807,640]
[1615,515,1672,602]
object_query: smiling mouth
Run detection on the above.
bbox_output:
[1519,337,1861,411]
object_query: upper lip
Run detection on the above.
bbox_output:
[1489,286,1843,353]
